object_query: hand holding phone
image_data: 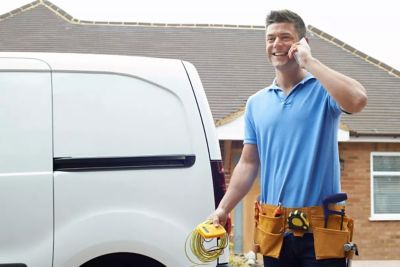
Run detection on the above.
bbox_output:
[293,37,311,66]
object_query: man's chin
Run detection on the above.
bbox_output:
[272,59,297,69]
[272,60,288,68]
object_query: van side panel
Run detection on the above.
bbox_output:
[53,72,192,157]
[52,60,217,266]
[182,61,222,160]
[0,61,53,267]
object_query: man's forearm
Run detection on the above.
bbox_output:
[304,57,367,113]
[217,161,259,214]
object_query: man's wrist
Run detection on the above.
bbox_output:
[216,206,228,215]
[303,56,319,72]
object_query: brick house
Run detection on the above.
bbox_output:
[1,0,399,262]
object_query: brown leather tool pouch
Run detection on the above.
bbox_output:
[311,214,354,260]
[253,203,284,258]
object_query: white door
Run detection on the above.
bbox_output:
[0,58,53,267]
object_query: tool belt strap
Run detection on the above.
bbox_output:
[255,203,346,232]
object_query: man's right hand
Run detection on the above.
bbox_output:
[209,207,229,227]
[207,144,259,229]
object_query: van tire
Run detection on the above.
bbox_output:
[80,252,165,267]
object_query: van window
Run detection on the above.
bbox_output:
[53,72,192,158]
[0,72,52,173]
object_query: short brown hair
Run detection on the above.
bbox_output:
[266,10,306,39]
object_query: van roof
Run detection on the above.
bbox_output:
[0,52,182,72]
[0,52,190,95]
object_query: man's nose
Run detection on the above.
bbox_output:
[273,37,283,47]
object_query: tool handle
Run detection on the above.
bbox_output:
[323,193,347,228]
[322,193,347,206]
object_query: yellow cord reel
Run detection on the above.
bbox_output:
[185,220,228,266]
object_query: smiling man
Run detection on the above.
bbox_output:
[210,9,367,267]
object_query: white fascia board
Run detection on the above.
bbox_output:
[217,115,245,141]
[338,128,350,142]
[348,136,400,143]
[217,115,350,142]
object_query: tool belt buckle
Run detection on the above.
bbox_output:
[287,209,310,237]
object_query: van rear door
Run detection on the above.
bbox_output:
[51,56,216,266]
[0,58,53,267]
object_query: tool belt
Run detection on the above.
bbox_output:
[253,202,355,260]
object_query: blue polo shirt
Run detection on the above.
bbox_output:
[244,73,342,207]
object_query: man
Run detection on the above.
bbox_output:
[210,10,367,267]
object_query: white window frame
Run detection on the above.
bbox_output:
[370,152,400,221]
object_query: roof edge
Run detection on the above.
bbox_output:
[0,0,41,21]
[0,0,265,30]
[308,25,400,78]
[215,107,245,127]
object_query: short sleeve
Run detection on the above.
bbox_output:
[244,98,257,144]
[328,93,343,118]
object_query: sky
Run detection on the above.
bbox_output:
[1,0,399,70]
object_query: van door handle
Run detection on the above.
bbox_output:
[53,154,196,171]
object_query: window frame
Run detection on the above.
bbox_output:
[370,152,400,221]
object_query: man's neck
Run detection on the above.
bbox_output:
[275,68,308,95]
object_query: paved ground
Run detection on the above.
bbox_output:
[246,258,400,267]
[240,252,400,267]
[351,261,400,267]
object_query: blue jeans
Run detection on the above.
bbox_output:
[263,233,346,267]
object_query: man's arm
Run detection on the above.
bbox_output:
[211,144,260,226]
[290,40,368,113]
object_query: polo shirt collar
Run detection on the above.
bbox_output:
[268,72,315,91]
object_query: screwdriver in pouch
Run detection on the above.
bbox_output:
[273,203,282,217]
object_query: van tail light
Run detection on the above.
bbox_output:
[210,160,232,234]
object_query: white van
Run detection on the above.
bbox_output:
[0,52,230,267]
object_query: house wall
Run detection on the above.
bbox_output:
[221,140,400,260]
[340,142,400,260]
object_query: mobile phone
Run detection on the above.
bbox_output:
[294,38,310,63]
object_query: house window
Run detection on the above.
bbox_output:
[370,152,400,220]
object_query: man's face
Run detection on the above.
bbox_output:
[266,22,300,69]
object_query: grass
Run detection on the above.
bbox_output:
[228,242,250,267]
[229,253,250,267]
